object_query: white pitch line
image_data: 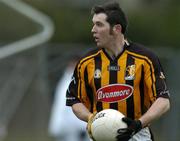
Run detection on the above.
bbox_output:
[0,0,55,59]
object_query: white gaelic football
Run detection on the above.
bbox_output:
[91,109,127,141]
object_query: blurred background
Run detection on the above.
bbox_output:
[0,0,179,141]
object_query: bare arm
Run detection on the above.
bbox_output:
[72,103,92,122]
[139,97,170,128]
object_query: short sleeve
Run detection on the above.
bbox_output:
[144,54,170,100]
[66,65,81,106]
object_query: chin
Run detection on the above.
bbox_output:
[96,43,103,48]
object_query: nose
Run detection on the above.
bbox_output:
[91,25,96,33]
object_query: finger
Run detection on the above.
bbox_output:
[122,117,130,122]
[87,122,92,134]
[122,117,132,125]
[116,133,131,140]
[117,128,128,134]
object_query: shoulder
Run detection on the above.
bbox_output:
[78,48,102,64]
[74,48,101,69]
[126,41,159,62]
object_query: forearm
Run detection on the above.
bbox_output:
[72,103,92,122]
[139,97,170,128]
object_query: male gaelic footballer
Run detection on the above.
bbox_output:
[66,1,170,141]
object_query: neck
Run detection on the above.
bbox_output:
[105,37,125,58]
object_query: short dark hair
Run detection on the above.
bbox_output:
[91,2,128,34]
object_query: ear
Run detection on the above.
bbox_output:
[113,24,122,34]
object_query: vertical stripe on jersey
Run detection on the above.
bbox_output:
[125,55,135,119]
[94,54,102,112]
[117,53,127,116]
[101,52,110,109]
[109,60,118,110]
[84,67,94,112]
[140,65,145,114]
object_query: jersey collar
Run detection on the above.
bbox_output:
[102,42,129,61]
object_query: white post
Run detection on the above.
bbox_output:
[0,0,55,59]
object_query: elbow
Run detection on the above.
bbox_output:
[72,103,79,115]
[164,98,170,113]
[158,97,170,114]
[166,99,170,111]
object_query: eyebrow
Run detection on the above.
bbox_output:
[92,20,103,24]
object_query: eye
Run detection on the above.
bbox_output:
[96,22,103,27]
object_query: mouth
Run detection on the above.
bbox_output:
[95,38,99,42]
[93,36,99,42]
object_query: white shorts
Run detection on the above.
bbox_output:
[129,127,152,141]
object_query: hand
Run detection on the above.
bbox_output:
[87,113,96,140]
[116,117,142,141]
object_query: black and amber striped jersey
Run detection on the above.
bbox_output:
[66,42,170,120]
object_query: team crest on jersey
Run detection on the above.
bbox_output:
[96,84,133,103]
[125,65,136,80]
[94,69,101,79]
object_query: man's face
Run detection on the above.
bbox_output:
[92,13,113,48]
